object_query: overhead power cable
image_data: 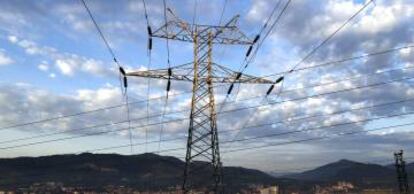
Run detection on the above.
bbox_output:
[218,0,288,121]
[80,0,120,68]
[266,0,375,97]
[79,0,125,92]
[94,116,414,156]
[243,0,290,70]
[262,45,414,79]
[0,42,408,132]
[142,0,152,153]
[2,120,411,188]
[226,0,288,96]
[157,0,174,153]
[229,65,414,141]
[80,0,133,152]
[237,0,375,147]
[0,82,412,152]
[0,89,195,132]
[218,0,228,25]
[223,111,414,147]
[1,62,412,136]
[223,121,414,154]
[1,121,412,187]
[289,0,375,73]
[80,97,414,153]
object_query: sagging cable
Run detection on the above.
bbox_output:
[122,74,133,153]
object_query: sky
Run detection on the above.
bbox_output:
[1,0,414,173]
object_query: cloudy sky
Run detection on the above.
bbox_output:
[1,0,414,173]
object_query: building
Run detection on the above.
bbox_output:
[259,186,278,194]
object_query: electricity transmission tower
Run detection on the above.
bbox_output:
[126,8,273,193]
[394,150,410,194]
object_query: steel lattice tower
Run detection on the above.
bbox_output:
[126,9,273,193]
[395,150,410,194]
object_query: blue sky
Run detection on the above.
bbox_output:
[1,0,414,173]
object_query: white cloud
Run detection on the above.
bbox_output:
[7,35,18,43]
[246,0,270,22]
[55,59,75,76]
[8,36,113,77]
[1,0,414,170]
[0,49,14,66]
[37,63,49,71]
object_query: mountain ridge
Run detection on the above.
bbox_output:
[284,158,402,187]
[0,152,298,191]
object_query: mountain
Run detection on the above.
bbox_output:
[286,159,397,187]
[0,153,295,191]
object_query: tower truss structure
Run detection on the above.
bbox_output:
[126,8,273,193]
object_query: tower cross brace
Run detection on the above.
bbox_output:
[126,9,273,193]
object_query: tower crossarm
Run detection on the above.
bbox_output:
[126,62,274,84]
[152,8,252,45]
[126,62,194,82]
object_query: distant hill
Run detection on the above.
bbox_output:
[0,153,296,191]
[285,159,398,187]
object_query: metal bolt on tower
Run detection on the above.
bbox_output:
[126,8,273,193]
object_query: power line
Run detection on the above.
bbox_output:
[132,118,414,155]
[217,0,288,125]
[7,106,412,155]
[79,0,126,98]
[80,0,120,67]
[223,111,414,146]
[157,0,174,153]
[3,75,410,148]
[237,44,414,138]
[2,76,413,150]
[142,0,152,153]
[0,88,199,132]
[265,0,374,97]
[224,69,414,141]
[288,0,375,72]
[218,0,228,25]
[219,0,290,125]
[0,118,409,188]
[228,0,288,90]
[79,97,414,154]
[261,44,414,78]
[3,104,414,185]
[1,117,412,186]
[124,89,134,153]
[244,0,290,70]
[1,43,408,132]
[0,63,411,135]
[80,0,137,152]
[222,121,414,154]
